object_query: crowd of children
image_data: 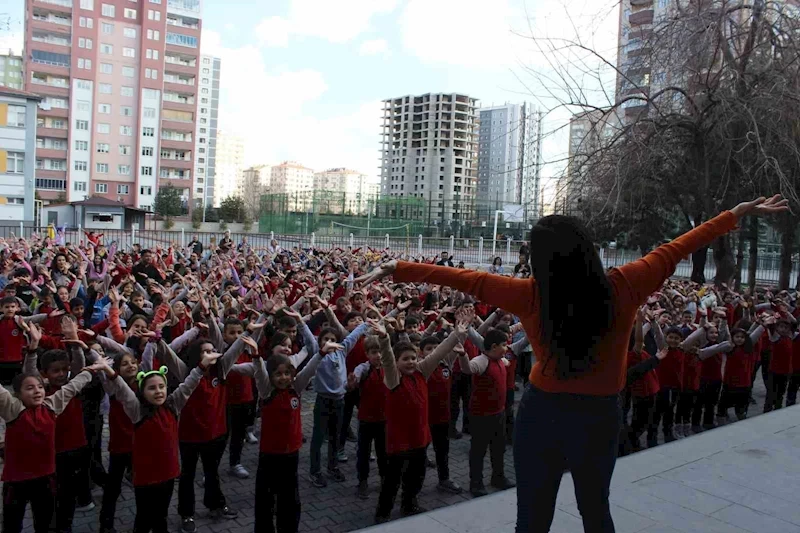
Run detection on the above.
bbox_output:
[0,232,796,533]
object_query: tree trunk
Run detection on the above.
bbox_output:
[778,222,795,290]
[713,235,736,287]
[747,217,759,290]
[733,227,745,291]
[691,247,708,284]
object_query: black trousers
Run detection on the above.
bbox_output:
[133,479,175,533]
[309,396,343,475]
[254,452,300,533]
[517,352,532,383]
[178,435,227,518]
[720,386,750,420]
[82,387,107,497]
[765,372,790,412]
[693,380,721,427]
[629,395,657,447]
[787,372,800,406]
[356,421,387,482]
[469,412,506,487]
[375,447,427,519]
[450,372,471,433]
[675,390,697,425]
[100,453,132,531]
[55,446,90,533]
[505,389,515,441]
[227,402,255,467]
[653,388,679,436]
[3,474,56,533]
[430,422,450,482]
[338,389,360,451]
[514,386,620,533]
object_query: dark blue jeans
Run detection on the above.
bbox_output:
[513,386,620,533]
[310,395,344,475]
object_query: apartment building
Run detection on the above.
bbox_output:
[380,93,478,222]
[476,102,542,219]
[193,53,218,209]
[313,167,377,215]
[270,161,314,210]
[213,128,244,206]
[0,52,25,90]
[24,0,203,211]
[0,87,41,223]
[240,164,270,214]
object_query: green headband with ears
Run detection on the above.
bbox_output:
[136,366,168,389]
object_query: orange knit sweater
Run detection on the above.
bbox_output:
[393,211,738,396]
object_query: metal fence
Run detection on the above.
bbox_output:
[1,225,797,287]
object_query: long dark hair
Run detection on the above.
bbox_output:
[529,215,614,380]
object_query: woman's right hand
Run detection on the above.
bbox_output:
[354,260,397,286]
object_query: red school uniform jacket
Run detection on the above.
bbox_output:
[770,336,793,376]
[682,353,702,392]
[426,363,452,426]
[132,407,180,487]
[179,372,228,443]
[0,317,26,364]
[47,384,87,453]
[108,393,135,455]
[626,350,660,397]
[700,352,723,383]
[470,358,507,417]
[655,347,685,390]
[226,353,255,405]
[259,389,303,455]
[357,365,386,423]
[385,372,430,455]
[724,347,754,389]
[346,337,367,375]
[2,406,57,482]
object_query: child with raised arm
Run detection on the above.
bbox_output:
[249,334,338,533]
[373,319,467,523]
[105,341,222,533]
[1,324,110,533]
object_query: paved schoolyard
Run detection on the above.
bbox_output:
[6,372,770,533]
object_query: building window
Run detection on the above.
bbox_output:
[120,106,133,117]
[148,9,161,20]
[74,182,87,192]
[75,120,89,130]
[101,22,113,34]
[123,47,135,58]
[99,83,112,94]
[97,143,110,153]
[118,165,131,175]
[142,146,153,156]
[121,86,134,97]
[145,49,159,60]
[96,163,109,173]
[80,0,93,9]
[140,186,152,195]
[122,66,135,77]
[147,29,160,40]
[98,103,111,114]
[76,81,91,92]
[166,32,197,48]
[79,16,93,28]
[100,62,112,74]
[74,161,87,171]
[142,127,155,137]
[124,8,137,18]
[124,27,136,38]
[75,140,88,150]
[97,123,110,134]
[141,166,153,176]
[102,4,115,17]
[119,145,131,155]
[7,152,24,173]
[120,125,133,136]
[143,107,156,118]
[77,58,92,69]
[100,43,112,54]
[96,183,108,193]
[117,184,130,195]
[6,105,25,127]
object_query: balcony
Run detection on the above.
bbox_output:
[37,147,68,159]
[38,106,69,118]
[32,31,71,48]
[36,170,67,182]
[629,9,654,26]
[31,12,72,28]
[159,168,192,179]
[36,126,68,138]
[161,118,195,132]
[161,139,192,150]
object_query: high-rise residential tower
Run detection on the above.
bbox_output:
[0,52,25,90]
[380,93,478,222]
[24,0,203,210]
[212,129,244,206]
[193,53,218,210]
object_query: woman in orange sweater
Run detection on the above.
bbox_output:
[357,195,787,533]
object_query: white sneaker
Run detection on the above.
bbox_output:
[229,464,249,479]
[76,501,96,512]
[245,430,258,444]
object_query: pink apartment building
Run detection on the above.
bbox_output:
[24,0,203,211]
